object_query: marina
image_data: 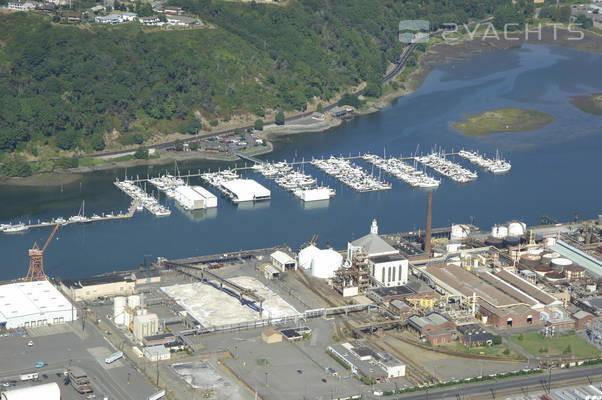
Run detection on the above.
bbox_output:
[458,150,512,174]
[310,156,392,192]
[114,179,171,216]
[253,161,335,202]
[362,154,441,189]
[415,150,478,183]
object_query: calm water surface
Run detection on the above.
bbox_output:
[1,44,600,280]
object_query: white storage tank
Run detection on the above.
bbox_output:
[550,257,572,272]
[113,296,127,326]
[491,225,508,239]
[1,382,60,400]
[127,295,141,310]
[507,221,526,237]
[310,249,343,279]
[541,251,560,266]
[298,245,321,270]
[451,224,470,240]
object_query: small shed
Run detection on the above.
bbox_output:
[264,264,280,280]
[270,251,297,272]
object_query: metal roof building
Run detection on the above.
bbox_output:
[1,382,60,400]
[174,185,217,210]
[221,179,270,202]
[0,280,76,330]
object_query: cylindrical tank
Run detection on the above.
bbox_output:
[564,264,585,280]
[451,224,468,239]
[1,382,60,400]
[491,225,508,239]
[113,296,126,325]
[586,283,597,293]
[527,248,544,256]
[520,253,541,268]
[298,244,321,270]
[310,249,343,279]
[541,252,560,265]
[550,257,572,272]
[127,295,141,309]
[507,221,526,237]
[544,271,565,282]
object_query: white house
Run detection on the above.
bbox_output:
[6,1,36,11]
[121,12,138,21]
[95,14,122,24]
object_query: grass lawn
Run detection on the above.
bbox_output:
[452,107,556,136]
[79,157,106,167]
[570,93,602,116]
[509,332,600,359]
[439,342,525,360]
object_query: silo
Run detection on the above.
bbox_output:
[491,225,508,239]
[520,253,541,269]
[113,296,127,325]
[507,221,526,237]
[310,249,343,279]
[298,245,321,270]
[127,295,141,310]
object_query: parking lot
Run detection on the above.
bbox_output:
[0,320,158,400]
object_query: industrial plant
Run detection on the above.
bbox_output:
[1,187,602,400]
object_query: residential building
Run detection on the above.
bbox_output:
[139,16,161,25]
[95,14,122,24]
[6,1,36,11]
[166,15,201,27]
[121,11,137,21]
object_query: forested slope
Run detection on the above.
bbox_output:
[0,0,532,158]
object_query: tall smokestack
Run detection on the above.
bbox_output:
[424,190,432,256]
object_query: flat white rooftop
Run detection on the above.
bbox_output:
[175,186,217,201]
[0,280,74,323]
[221,179,270,202]
[160,276,297,326]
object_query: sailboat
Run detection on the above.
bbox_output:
[69,200,89,223]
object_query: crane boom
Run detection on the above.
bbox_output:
[41,224,59,253]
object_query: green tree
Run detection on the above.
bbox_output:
[56,129,77,150]
[364,81,382,98]
[55,156,79,169]
[134,146,149,159]
[316,103,324,113]
[254,119,264,131]
[275,111,285,126]
[2,154,32,177]
[575,15,593,30]
[90,134,105,151]
[189,141,199,150]
[174,139,184,152]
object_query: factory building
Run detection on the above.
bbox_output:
[221,179,270,202]
[422,264,562,329]
[174,186,217,210]
[60,275,135,301]
[327,342,405,381]
[408,313,456,345]
[0,280,77,330]
[270,251,297,272]
[348,219,409,286]
[457,324,494,347]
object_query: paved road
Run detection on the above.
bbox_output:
[394,365,602,399]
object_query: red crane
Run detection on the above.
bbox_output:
[26,223,59,281]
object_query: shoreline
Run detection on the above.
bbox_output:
[3,27,601,187]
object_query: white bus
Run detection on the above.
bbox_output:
[19,372,39,381]
[104,351,123,364]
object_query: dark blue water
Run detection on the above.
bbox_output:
[1,44,601,280]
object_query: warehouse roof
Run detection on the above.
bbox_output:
[369,254,406,264]
[221,179,270,201]
[495,270,560,306]
[0,280,73,323]
[409,312,450,329]
[62,274,133,288]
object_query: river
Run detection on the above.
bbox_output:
[0,44,600,280]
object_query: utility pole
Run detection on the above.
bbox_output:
[156,359,159,386]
